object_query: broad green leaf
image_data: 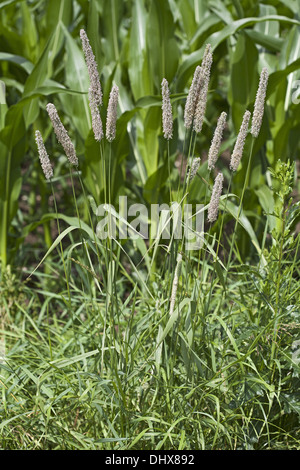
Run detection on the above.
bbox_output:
[0,52,33,74]
[87,0,102,68]
[175,0,198,40]
[0,99,27,149]
[22,25,64,126]
[280,26,300,111]
[177,15,300,90]
[245,29,283,52]
[228,33,258,130]
[20,2,38,62]
[143,106,161,176]
[267,58,300,98]
[99,0,123,63]
[147,0,180,91]
[190,13,222,48]
[43,0,72,55]
[209,0,234,25]
[128,0,152,101]
[254,4,279,38]
[136,93,186,110]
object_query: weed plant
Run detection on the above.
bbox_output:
[0,2,300,451]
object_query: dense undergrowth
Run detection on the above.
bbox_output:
[0,0,300,450]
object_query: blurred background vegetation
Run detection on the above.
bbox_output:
[0,0,299,268]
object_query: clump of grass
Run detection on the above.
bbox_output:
[1,29,300,452]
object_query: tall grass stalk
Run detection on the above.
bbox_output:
[50,181,71,306]
[225,135,255,276]
[0,149,11,269]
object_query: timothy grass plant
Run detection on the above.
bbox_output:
[1,22,300,451]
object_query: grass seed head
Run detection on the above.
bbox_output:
[161,78,173,140]
[46,103,78,166]
[106,85,119,142]
[35,130,53,180]
[80,29,102,107]
[89,88,104,141]
[251,67,269,138]
[229,110,251,172]
[184,65,203,129]
[208,111,227,171]
[193,44,213,134]
[207,172,224,223]
[187,157,201,183]
[80,29,104,142]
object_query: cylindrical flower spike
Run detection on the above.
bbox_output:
[187,157,201,183]
[35,130,53,180]
[80,29,102,107]
[89,88,104,141]
[106,85,119,142]
[229,110,251,172]
[169,253,183,316]
[193,44,213,134]
[207,172,224,224]
[161,78,173,140]
[184,65,203,129]
[251,67,269,138]
[46,103,78,166]
[208,111,227,171]
[80,28,104,142]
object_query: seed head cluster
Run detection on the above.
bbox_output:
[187,157,201,183]
[106,85,119,142]
[208,111,227,171]
[251,67,269,138]
[80,29,102,107]
[193,44,213,134]
[161,78,173,140]
[88,89,104,141]
[35,130,53,180]
[184,44,213,132]
[184,65,203,129]
[80,29,104,141]
[46,103,78,166]
[229,110,251,172]
[207,172,224,224]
